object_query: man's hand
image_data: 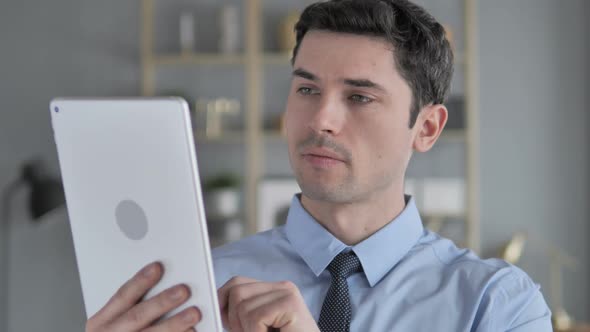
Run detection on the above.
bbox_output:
[86,262,202,332]
[218,276,320,332]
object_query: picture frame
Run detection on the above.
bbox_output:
[257,178,300,232]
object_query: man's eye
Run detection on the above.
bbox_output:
[297,87,316,95]
[349,94,373,103]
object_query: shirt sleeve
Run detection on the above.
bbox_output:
[474,267,553,332]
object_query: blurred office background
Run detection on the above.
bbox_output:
[0,0,588,331]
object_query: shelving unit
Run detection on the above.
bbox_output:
[139,0,480,253]
[194,131,246,143]
[153,53,246,66]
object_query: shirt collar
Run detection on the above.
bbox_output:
[285,194,424,287]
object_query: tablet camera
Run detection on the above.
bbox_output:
[54,106,59,113]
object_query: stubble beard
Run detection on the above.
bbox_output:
[295,168,360,203]
[294,160,400,206]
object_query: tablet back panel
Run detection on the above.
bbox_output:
[50,98,222,331]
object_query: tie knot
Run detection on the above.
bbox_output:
[327,251,362,278]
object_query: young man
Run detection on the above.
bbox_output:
[87,0,552,331]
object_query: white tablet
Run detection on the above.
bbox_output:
[50,98,222,331]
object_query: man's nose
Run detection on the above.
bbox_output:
[307,95,345,135]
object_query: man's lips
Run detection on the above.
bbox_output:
[301,148,347,164]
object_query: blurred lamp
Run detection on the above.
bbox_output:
[499,232,527,264]
[1,159,65,331]
[500,232,578,331]
[19,161,65,219]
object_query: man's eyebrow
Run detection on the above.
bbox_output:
[343,78,387,92]
[293,68,386,92]
[292,68,318,81]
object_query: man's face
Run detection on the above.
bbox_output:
[285,30,416,203]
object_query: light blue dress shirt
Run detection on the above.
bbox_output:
[212,195,552,331]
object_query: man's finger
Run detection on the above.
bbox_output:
[108,284,191,332]
[142,306,201,332]
[226,281,292,315]
[218,277,258,331]
[217,276,259,314]
[89,262,163,328]
[236,289,292,332]
[221,279,296,332]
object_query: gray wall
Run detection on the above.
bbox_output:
[0,1,141,331]
[478,0,589,321]
[0,0,588,331]
[586,0,590,291]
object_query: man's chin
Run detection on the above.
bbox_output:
[299,184,353,203]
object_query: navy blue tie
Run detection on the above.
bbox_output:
[318,251,363,332]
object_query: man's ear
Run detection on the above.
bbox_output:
[412,104,448,152]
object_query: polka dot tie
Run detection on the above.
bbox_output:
[318,251,363,332]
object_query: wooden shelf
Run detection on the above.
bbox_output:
[262,52,465,66]
[153,53,245,66]
[141,0,480,250]
[440,128,466,141]
[263,53,292,65]
[149,51,463,67]
[262,130,286,140]
[260,129,465,142]
[194,130,245,143]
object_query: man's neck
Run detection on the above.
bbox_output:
[299,188,407,246]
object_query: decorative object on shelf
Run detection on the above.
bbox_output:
[203,173,241,219]
[553,308,574,332]
[179,11,195,54]
[405,177,466,216]
[219,5,240,54]
[421,178,465,216]
[555,323,590,332]
[223,218,244,243]
[264,111,287,136]
[405,177,465,244]
[499,232,526,264]
[499,232,580,331]
[257,178,300,232]
[195,98,241,138]
[203,173,243,246]
[278,11,300,54]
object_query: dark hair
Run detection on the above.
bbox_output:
[292,0,454,128]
